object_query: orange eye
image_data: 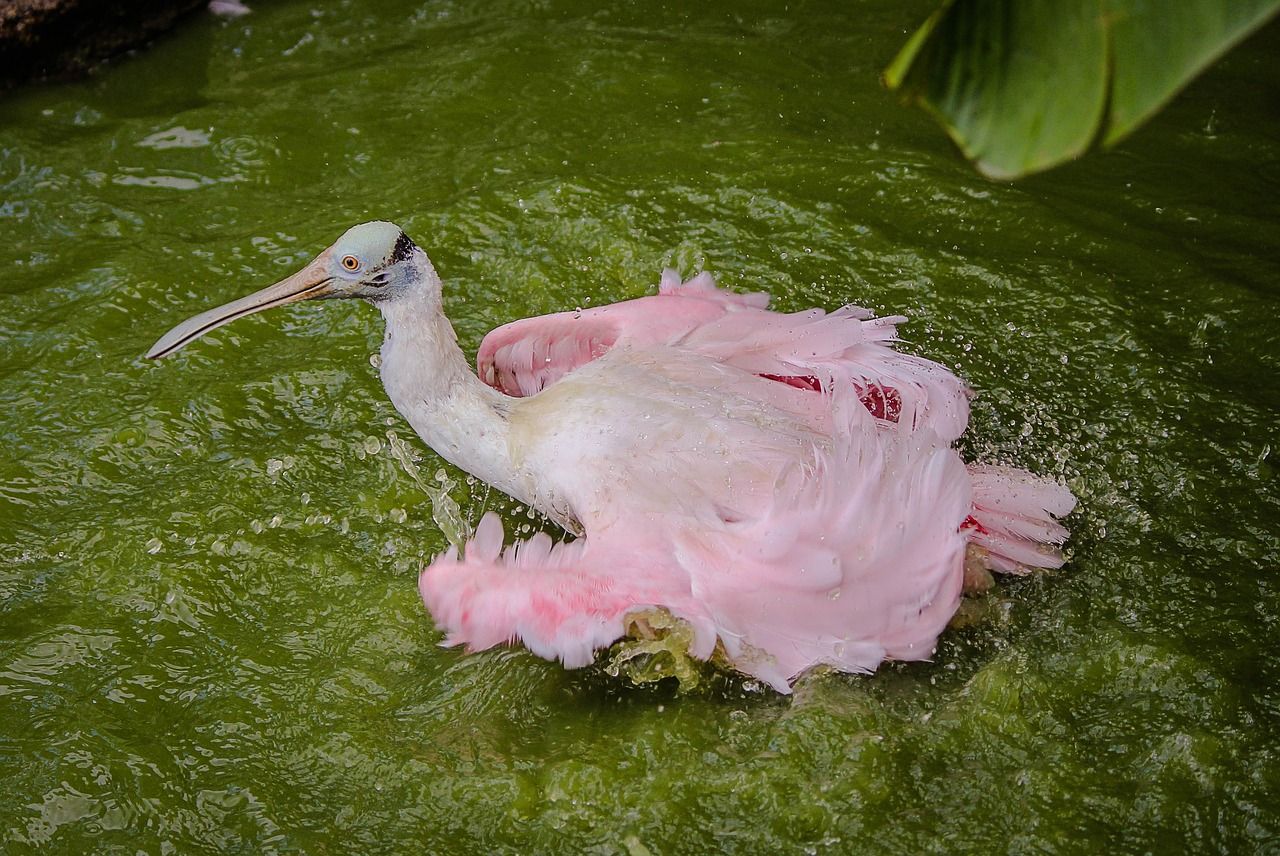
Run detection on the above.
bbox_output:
[341,255,360,271]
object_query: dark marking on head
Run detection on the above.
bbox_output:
[389,231,415,266]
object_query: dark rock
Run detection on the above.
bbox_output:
[0,0,207,88]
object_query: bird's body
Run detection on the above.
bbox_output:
[149,222,1075,693]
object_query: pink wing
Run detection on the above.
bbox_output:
[477,271,766,397]
[964,465,1076,572]
[478,270,972,441]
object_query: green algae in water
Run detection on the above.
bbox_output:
[1,0,1279,852]
[605,608,718,692]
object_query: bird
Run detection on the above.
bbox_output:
[148,221,1075,693]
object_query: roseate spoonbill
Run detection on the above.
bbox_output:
[148,221,1074,693]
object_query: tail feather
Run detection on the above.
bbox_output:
[965,465,1076,573]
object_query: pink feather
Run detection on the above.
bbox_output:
[416,271,1076,692]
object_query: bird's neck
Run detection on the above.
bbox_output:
[374,282,532,507]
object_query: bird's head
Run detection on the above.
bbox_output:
[147,221,426,360]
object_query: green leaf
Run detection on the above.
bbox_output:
[884,0,1280,179]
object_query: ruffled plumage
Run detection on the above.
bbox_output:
[419,270,1075,692]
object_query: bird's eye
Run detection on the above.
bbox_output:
[341,255,361,272]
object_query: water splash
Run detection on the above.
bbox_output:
[386,430,466,551]
[604,608,713,691]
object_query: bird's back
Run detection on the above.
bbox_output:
[505,343,826,531]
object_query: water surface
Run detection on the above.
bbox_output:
[1,1,1278,852]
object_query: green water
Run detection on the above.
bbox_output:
[2,1,1278,852]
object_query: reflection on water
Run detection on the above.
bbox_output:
[0,0,1278,852]
[136,126,212,150]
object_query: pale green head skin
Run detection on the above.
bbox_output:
[329,220,417,295]
[146,221,423,360]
